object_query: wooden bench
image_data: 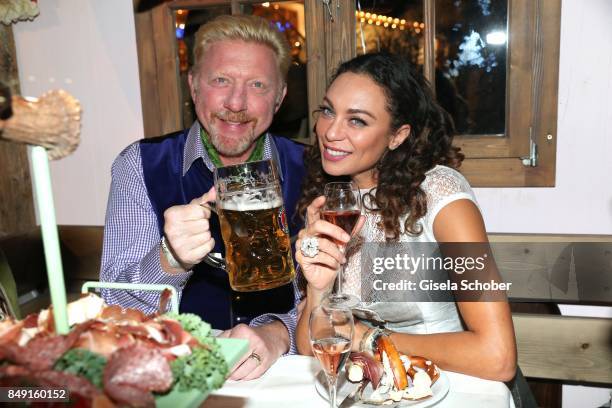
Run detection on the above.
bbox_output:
[513,313,611,384]
[489,234,612,407]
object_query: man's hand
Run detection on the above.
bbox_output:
[218,321,289,380]
[162,187,216,272]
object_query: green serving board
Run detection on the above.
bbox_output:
[155,337,249,408]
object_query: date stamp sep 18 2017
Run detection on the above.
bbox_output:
[0,387,69,402]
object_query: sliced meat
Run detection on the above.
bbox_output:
[158,288,172,315]
[0,319,23,345]
[0,341,28,365]
[0,366,103,405]
[115,324,150,339]
[158,318,183,347]
[23,334,76,371]
[22,313,39,328]
[104,344,172,390]
[156,317,205,350]
[35,369,100,398]
[92,393,117,408]
[20,321,93,371]
[100,305,146,324]
[104,382,155,407]
[103,344,173,406]
[0,364,31,378]
[75,327,135,358]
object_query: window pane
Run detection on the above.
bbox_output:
[435,0,507,135]
[251,2,309,139]
[355,0,424,73]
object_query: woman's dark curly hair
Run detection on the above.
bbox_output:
[297,52,464,240]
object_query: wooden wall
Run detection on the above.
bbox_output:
[0,25,35,237]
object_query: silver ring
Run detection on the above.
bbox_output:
[300,236,319,258]
[249,352,262,366]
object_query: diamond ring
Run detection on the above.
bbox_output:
[300,236,319,258]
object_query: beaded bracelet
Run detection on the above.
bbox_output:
[360,327,393,353]
[359,326,377,353]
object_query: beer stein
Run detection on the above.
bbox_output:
[204,159,296,291]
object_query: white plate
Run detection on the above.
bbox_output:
[315,369,450,407]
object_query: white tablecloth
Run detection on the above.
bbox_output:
[204,355,514,408]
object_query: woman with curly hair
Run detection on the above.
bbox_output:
[294,53,516,381]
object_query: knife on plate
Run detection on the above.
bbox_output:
[338,379,370,408]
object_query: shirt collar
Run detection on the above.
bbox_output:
[182,121,283,181]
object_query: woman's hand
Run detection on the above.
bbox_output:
[295,196,349,294]
[351,321,371,352]
[294,196,365,356]
[295,196,365,294]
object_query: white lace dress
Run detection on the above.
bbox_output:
[342,165,479,335]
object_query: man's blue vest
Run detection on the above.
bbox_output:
[140,129,305,329]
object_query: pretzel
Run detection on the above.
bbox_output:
[402,354,439,385]
[348,333,440,403]
[375,334,408,390]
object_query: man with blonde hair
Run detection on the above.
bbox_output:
[101,14,305,380]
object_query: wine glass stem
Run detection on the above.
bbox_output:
[335,245,346,296]
[326,374,338,408]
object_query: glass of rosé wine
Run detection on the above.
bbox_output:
[322,182,362,308]
[310,303,354,408]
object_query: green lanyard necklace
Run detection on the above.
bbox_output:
[200,127,265,168]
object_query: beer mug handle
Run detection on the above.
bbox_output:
[199,201,228,272]
[203,252,227,271]
[200,201,217,214]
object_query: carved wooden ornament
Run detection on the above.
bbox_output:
[0,89,81,160]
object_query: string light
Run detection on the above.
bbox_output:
[354,10,422,33]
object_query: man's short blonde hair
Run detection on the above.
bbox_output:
[192,15,291,82]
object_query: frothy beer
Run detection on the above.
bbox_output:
[218,187,295,291]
